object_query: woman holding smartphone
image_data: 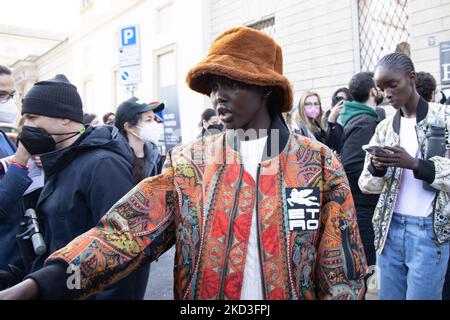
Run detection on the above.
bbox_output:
[359,53,450,300]
[326,87,353,125]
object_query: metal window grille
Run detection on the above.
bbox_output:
[358,0,410,71]
[247,17,276,38]
[81,0,93,10]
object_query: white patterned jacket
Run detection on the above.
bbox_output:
[359,98,450,253]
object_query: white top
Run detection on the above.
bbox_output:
[394,117,436,217]
[239,136,267,300]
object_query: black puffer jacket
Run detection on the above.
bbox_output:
[34,125,136,298]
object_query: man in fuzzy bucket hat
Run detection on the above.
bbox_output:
[1,27,367,300]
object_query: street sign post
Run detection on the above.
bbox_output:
[119,64,141,85]
[118,24,142,95]
[118,24,141,67]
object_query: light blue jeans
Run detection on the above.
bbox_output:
[377,213,449,300]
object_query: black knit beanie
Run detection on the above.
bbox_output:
[21,74,83,123]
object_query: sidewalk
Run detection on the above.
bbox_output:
[365,271,379,300]
[144,246,175,300]
[144,248,380,300]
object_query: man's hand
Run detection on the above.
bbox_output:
[0,279,39,300]
[371,145,419,171]
[12,142,31,167]
[328,100,344,124]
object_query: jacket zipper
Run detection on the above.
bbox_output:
[255,163,267,299]
[218,165,244,299]
[186,165,224,299]
[340,220,355,280]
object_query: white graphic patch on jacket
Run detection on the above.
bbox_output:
[286,188,320,231]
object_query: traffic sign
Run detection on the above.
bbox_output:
[119,65,141,85]
[118,24,141,67]
[118,24,142,86]
[121,26,137,46]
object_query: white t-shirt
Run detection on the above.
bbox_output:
[394,116,436,216]
[239,136,267,300]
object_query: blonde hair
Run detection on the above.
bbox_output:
[296,91,325,134]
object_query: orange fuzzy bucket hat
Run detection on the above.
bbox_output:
[186,26,293,112]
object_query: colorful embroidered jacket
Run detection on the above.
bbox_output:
[31,117,367,300]
[359,98,450,254]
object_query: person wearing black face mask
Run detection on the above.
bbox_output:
[3,74,146,299]
[18,126,84,156]
[197,108,223,138]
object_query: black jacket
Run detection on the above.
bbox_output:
[36,125,134,256]
[296,120,343,152]
[34,125,135,298]
[341,113,380,207]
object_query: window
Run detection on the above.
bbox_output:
[247,16,275,38]
[157,50,176,88]
[357,0,410,71]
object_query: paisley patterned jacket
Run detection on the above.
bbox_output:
[35,116,367,300]
[359,98,450,254]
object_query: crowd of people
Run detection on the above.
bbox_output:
[0,26,450,300]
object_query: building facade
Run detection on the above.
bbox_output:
[6,0,450,147]
[210,0,450,107]
[11,0,210,146]
[0,24,66,67]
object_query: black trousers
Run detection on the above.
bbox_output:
[355,205,376,268]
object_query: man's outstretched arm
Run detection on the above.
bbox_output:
[0,154,177,300]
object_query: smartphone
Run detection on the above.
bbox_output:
[362,144,393,156]
[335,96,344,103]
[332,95,344,106]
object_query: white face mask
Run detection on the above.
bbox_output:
[0,99,19,123]
[135,121,161,144]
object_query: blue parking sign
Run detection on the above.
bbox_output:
[121,26,136,46]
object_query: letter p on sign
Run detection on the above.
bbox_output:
[122,26,136,46]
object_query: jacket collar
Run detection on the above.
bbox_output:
[225,115,290,162]
[392,96,428,134]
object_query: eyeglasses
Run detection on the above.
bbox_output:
[304,102,321,107]
[0,91,22,103]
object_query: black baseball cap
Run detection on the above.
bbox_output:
[115,97,164,129]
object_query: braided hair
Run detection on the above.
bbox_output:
[376,52,415,75]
